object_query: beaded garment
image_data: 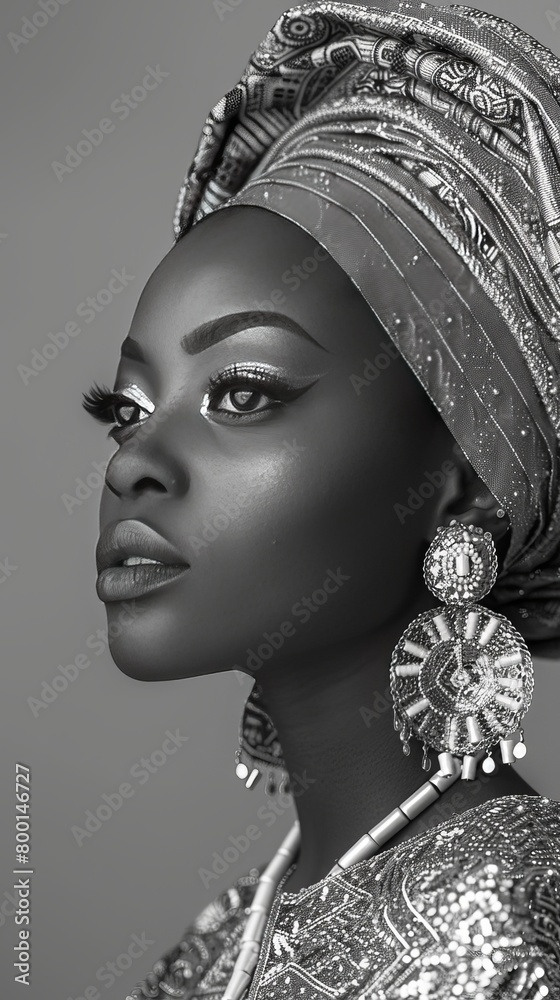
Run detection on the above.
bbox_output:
[126,795,560,999]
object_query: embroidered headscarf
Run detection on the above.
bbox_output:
[173,1,560,645]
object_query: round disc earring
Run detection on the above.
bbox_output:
[390,522,534,779]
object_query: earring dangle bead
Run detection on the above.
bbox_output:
[390,522,534,779]
[235,683,290,796]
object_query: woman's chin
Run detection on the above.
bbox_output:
[103,612,233,682]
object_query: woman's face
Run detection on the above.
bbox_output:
[93,205,456,680]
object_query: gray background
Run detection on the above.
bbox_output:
[1,1,559,997]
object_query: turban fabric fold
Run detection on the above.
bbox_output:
[173,1,560,646]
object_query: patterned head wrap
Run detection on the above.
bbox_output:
[173,1,560,646]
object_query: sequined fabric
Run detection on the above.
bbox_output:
[172,2,560,643]
[126,794,560,999]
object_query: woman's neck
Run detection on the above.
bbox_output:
[255,587,434,890]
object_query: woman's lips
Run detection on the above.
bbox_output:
[96,519,189,603]
[96,563,189,603]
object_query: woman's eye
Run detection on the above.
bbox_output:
[214,387,273,414]
[113,402,146,426]
[202,364,321,423]
[82,382,156,440]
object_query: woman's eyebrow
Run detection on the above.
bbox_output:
[118,311,331,364]
[180,311,331,355]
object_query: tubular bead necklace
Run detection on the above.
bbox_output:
[222,755,466,1000]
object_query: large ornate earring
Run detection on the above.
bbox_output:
[390,522,534,779]
[235,682,290,796]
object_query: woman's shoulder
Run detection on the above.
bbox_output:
[460,789,559,836]
[423,791,559,865]
[339,793,560,998]
[430,791,559,872]
[346,792,559,916]
[125,867,259,999]
[366,792,559,874]
[337,792,559,888]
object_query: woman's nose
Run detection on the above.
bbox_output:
[103,431,189,500]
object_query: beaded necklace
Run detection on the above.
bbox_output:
[222,757,464,999]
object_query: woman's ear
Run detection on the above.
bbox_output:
[426,443,511,566]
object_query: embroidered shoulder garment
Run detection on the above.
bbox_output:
[126,794,560,999]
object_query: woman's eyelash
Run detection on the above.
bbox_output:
[205,364,318,407]
[82,383,123,424]
[82,382,152,439]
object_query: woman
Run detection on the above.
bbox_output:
[84,2,560,997]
